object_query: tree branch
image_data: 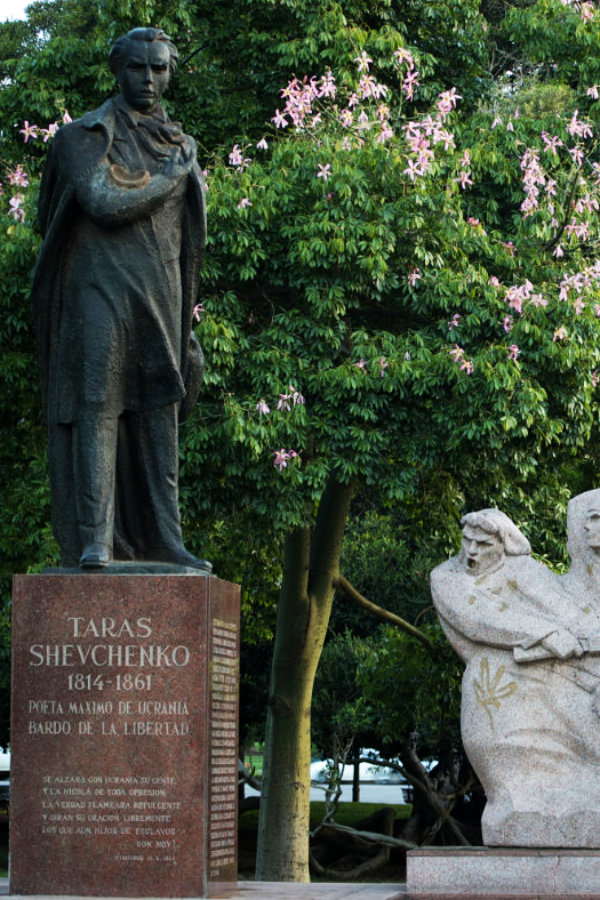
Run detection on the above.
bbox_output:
[333,575,434,651]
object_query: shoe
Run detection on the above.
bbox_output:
[79,543,111,569]
[152,545,213,573]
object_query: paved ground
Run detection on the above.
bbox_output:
[0,878,405,899]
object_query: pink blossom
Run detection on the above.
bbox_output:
[339,109,353,128]
[506,121,514,132]
[317,163,331,181]
[408,267,421,286]
[393,47,415,69]
[256,400,270,415]
[318,70,336,99]
[581,2,594,21]
[355,359,367,371]
[448,313,461,330]
[567,110,593,139]
[356,111,371,132]
[358,75,388,100]
[467,217,480,226]
[193,303,205,321]
[530,294,548,308]
[541,132,563,156]
[288,385,305,406]
[355,51,373,73]
[19,121,38,142]
[553,327,568,341]
[502,242,516,257]
[379,358,389,377]
[461,359,474,374]
[376,122,394,143]
[277,394,292,412]
[503,316,513,333]
[595,304,600,317]
[569,146,585,166]
[488,276,502,289]
[8,195,25,222]
[593,370,599,387]
[574,297,585,314]
[8,165,28,187]
[437,87,462,118]
[403,159,425,181]
[256,138,269,150]
[40,122,59,142]
[491,116,502,129]
[229,144,251,168]
[507,344,520,361]
[449,345,465,362]
[273,449,291,471]
[565,218,590,241]
[62,111,73,124]
[456,170,473,189]
[587,86,599,100]
[402,69,420,100]
[272,109,289,129]
[237,197,252,209]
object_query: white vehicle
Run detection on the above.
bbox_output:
[309,750,405,784]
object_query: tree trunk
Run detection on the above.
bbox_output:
[255,476,355,881]
[352,760,360,803]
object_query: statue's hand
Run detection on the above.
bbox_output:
[541,630,584,660]
[164,145,195,180]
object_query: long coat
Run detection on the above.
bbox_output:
[31,98,206,426]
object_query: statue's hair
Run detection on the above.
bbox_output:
[460,509,531,557]
[109,27,179,76]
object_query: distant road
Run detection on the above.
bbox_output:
[244,782,409,805]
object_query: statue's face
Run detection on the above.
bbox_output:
[461,525,504,575]
[118,40,171,113]
[584,508,600,550]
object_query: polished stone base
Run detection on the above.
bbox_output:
[10,574,239,898]
[407,847,600,896]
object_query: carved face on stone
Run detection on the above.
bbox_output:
[118,40,171,113]
[584,508,600,551]
[461,524,504,575]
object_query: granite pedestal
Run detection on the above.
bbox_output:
[10,573,240,898]
[407,847,600,896]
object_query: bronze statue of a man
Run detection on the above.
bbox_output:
[31,27,210,571]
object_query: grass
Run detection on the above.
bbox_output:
[239,800,412,883]
[244,751,264,778]
[239,799,412,834]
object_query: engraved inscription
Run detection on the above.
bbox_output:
[209,619,238,875]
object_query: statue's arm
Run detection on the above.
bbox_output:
[431,575,556,651]
[74,155,189,227]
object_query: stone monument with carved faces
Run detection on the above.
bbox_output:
[431,501,600,848]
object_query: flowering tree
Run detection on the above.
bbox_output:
[4,0,600,875]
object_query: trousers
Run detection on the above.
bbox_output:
[48,404,184,567]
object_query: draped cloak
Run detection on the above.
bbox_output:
[31,98,206,428]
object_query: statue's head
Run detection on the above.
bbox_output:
[459,508,531,575]
[109,27,179,113]
[567,489,600,561]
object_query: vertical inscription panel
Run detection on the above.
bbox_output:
[10,574,239,898]
[208,590,240,891]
